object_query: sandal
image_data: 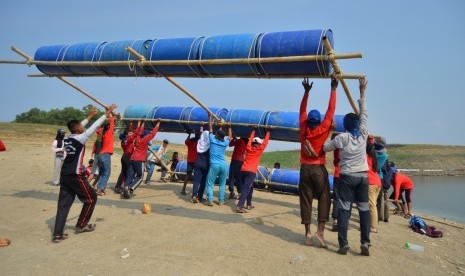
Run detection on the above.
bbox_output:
[75,223,96,234]
[191,197,199,204]
[246,205,255,210]
[52,233,68,243]
[236,207,248,213]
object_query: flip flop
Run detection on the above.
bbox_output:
[52,234,68,243]
[75,223,96,234]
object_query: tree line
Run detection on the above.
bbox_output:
[14,105,105,125]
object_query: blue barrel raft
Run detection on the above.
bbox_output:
[257,29,334,76]
[146,37,204,76]
[96,39,152,75]
[124,105,347,143]
[34,29,335,77]
[34,45,71,75]
[199,33,261,76]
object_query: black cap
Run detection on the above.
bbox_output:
[163,139,169,144]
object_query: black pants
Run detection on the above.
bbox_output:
[115,153,131,189]
[337,174,370,248]
[53,174,97,236]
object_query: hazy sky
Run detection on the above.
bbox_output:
[1,0,464,150]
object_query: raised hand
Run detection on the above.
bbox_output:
[302,78,313,92]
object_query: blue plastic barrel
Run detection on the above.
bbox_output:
[257,29,333,76]
[123,105,156,128]
[265,111,300,142]
[152,106,188,132]
[146,37,204,76]
[34,45,71,75]
[269,168,300,193]
[97,40,152,75]
[254,166,269,189]
[225,109,269,138]
[175,161,188,181]
[199,33,261,75]
[62,42,105,75]
[180,106,228,133]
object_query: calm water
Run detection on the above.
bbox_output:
[408,176,465,223]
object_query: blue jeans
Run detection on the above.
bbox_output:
[228,160,243,193]
[337,173,370,248]
[192,166,208,200]
[237,171,256,207]
[125,161,143,190]
[206,162,228,203]
[97,153,111,191]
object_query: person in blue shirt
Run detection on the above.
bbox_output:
[205,113,232,206]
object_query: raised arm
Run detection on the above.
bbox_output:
[208,113,213,133]
[358,78,368,137]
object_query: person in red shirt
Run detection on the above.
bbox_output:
[95,115,115,195]
[181,132,200,195]
[227,135,248,199]
[236,127,270,213]
[390,172,415,218]
[122,119,161,199]
[366,138,382,233]
[114,124,136,194]
[299,77,337,249]
[0,139,6,151]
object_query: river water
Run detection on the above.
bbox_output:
[408,176,465,223]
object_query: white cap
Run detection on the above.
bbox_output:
[252,137,263,144]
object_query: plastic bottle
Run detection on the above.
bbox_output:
[405,242,424,252]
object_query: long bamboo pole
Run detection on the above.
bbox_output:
[11,46,116,113]
[126,46,221,122]
[27,73,366,79]
[322,37,360,114]
[2,52,362,67]
[120,117,299,131]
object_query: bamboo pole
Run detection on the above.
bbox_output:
[125,46,221,122]
[120,117,299,132]
[3,52,362,67]
[322,37,360,114]
[27,73,366,79]
[256,169,269,184]
[10,46,118,114]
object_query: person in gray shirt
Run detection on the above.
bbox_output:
[323,78,370,256]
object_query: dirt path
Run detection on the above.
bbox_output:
[0,137,464,275]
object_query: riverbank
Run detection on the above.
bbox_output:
[1,123,465,274]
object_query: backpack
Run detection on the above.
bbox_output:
[409,215,427,234]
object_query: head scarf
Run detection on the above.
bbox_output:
[343,113,361,138]
[307,109,321,130]
[374,137,387,152]
[197,130,210,153]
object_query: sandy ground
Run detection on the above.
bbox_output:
[0,136,464,276]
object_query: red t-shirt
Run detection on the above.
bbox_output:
[0,139,5,151]
[185,138,198,163]
[367,154,381,187]
[130,125,160,161]
[241,130,270,173]
[229,138,247,161]
[99,117,115,154]
[392,173,414,200]
[121,131,137,155]
[299,89,336,165]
